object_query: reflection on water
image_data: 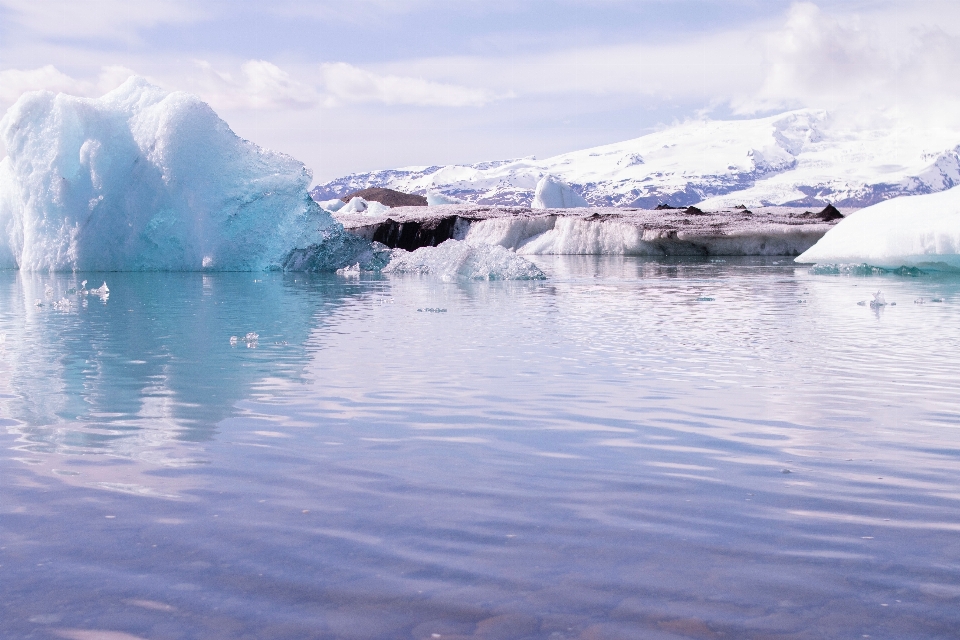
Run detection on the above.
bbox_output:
[1,258,960,639]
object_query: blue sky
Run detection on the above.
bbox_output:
[2,1,959,183]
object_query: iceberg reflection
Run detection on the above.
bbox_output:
[0,271,357,460]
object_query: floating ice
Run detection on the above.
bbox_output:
[870,291,886,308]
[531,175,589,209]
[0,77,347,271]
[339,196,391,217]
[796,188,960,270]
[316,198,346,213]
[229,332,259,347]
[383,240,545,281]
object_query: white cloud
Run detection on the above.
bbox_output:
[721,2,960,131]
[319,62,497,107]
[0,0,203,40]
[192,60,321,111]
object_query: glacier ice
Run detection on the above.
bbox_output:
[0,77,350,271]
[382,239,545,281]
[531,175,589,209]
[796,187,960,270]
[459,214,824,256]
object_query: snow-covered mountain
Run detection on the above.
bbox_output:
[312,110,960,209]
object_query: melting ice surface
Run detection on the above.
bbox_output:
[797,186,960,270]
[2,258,960,638]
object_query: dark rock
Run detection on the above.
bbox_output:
[655,203,678,210]
[816,204,843,221]
[341,187,427,207]
[685,206,706,215]
[370,216,462,250]
[794,204,843,221]
[734,204,749,209]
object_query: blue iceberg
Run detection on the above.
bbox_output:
[0,78,358,272]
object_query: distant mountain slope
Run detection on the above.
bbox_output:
[312,110,960,209]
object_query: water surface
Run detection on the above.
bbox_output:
[1,258,959,639]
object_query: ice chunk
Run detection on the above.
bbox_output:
[426,191,463,206]
[531,175,589,209]
[0,77,340,271]
[90,281,109,300]
[338,196,391,217]
[383,239,545,281]
[796,188,960,270]
[870,291,886,308]
[316,198,346,213]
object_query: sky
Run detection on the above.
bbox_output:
[2,0,960,184]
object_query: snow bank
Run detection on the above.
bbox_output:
[0,77,344,271]
[383,240,545,281]
[796,188,960,270]
[531,175,589,209]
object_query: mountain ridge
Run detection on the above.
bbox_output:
[312,110,960,209]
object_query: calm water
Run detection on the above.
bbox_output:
[1,258,959,640]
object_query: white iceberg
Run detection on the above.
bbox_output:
[531,175,589,209]
[338,196,392,217]
[0,77,344,271]
[316,198,346,213]
[796,188,960,270]
[383,240,545,281]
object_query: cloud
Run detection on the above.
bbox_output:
[319,62,498,107]
[0,0,203,40]
[732,2,960,121]
[193,60,321,110]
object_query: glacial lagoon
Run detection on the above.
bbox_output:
[1,257,959,639]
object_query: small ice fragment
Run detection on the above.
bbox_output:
[229,336,238,346]
[696,296,714,302]
[89,282,109,300]
[857,300,866,306]
[34,299,43,307]
[781,469,792,474]
[915,298,925,304]
[244,332,259,341]
[869,291,886,308]
[81,280,87,289]
[336,263,361,276]
[932,297,945,303]
[44,285,54,299]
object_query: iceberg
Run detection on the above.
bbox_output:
[382,239,545,281]
[796,188,960,270]
[531,175,589,209]
[0,77,349,271]
[339,196,392,217]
